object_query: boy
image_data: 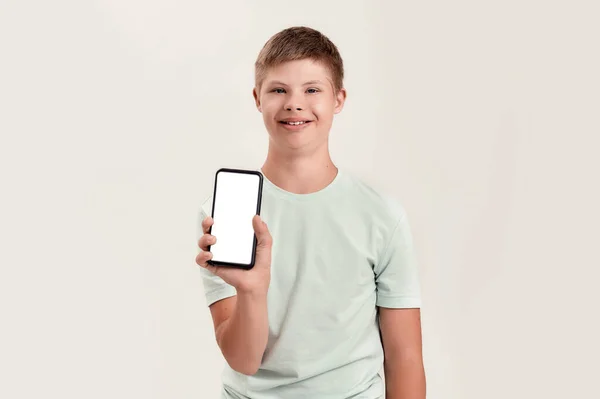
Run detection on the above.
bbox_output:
[196,26,425,399]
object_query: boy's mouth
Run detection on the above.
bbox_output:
[279,120,312,126]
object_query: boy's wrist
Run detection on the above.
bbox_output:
[236,281,270,298]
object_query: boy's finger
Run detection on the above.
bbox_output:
[198,234,216,251]
[252,215,272,248]
[252,215,263,234]
[202,216,213,234]
[195,250,213,268]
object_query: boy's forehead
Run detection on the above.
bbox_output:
[264,59,333,85]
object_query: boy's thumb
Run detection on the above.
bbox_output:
[252,215,272,247]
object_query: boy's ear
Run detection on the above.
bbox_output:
[334,88,347,114]
[253,87,262,112]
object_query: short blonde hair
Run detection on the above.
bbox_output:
[254,26,344,94]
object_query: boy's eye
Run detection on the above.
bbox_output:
[271,88,320,94]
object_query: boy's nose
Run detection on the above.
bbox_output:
[285,106,303,111]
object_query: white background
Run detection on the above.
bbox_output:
[1,1,599,398]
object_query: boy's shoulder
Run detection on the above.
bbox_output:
[198,195,213,218]
[341,169,408,221]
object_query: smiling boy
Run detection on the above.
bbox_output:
[196,26,426,398]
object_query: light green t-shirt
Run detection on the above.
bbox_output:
[196,168,421,399]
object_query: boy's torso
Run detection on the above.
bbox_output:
[200,169,397,398]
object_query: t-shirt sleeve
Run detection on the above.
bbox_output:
[373,200,422,309]
[196,196,237,307]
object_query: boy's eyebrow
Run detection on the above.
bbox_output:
[266,80,326,86]
[302,80,325,85]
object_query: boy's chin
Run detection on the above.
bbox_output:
[269,132,327,152]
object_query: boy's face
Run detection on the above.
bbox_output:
[253,59,346,153]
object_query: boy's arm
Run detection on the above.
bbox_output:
[209,290,269,376]
[379,307,426,399]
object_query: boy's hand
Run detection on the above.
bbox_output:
[196,215,272,295]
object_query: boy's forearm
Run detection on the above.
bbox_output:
[216,290,269,375]
[384,357,426,399]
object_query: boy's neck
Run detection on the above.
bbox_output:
[261,150,338,195]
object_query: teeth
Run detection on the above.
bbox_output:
[284,121,307,125]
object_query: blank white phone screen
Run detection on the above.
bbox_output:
[210,171,260,265]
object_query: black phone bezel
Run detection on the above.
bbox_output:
[206,168,263,270]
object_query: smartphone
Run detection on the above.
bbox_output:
[207,168,263,269]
